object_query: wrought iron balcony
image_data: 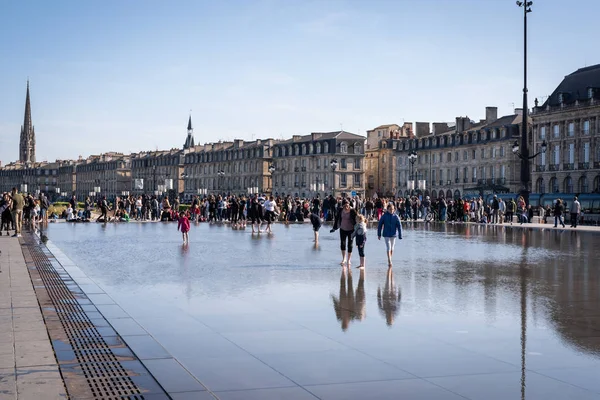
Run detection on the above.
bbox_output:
[472,178,477,183]
[294,182,299,187]
[301,167,307,172]
[496,178,506,185]
[563,163,574,171]
[549,164,559,171]
[439,180,443,186]
[294,167,300,172]
[578,162,590,170]
[536,165,546,172]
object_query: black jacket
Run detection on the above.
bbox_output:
[332,208,358,231]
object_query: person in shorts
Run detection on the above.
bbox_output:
[377,203,403,268]
[309,211,322,243]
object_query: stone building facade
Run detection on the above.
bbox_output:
[182,139,276,200]
[271,131,366,198]
[130,150,184,196]
[365,123,414,197]
[375,107,529,200]
[75,153,131,200]
[0,162,58,196]
[531,64,600,195]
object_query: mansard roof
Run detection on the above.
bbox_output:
[543,64,600,107]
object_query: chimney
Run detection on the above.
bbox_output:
[455,117,463,133]
[415,122,430,137]
[432,123,449,135]
[234,139,244,148]
[514,108,523,116]
[485,106,498,123]
[312,132,322,141]
[293,135,302,142]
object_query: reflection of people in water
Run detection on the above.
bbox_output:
[377,267,401,326]
[331,268,365,331]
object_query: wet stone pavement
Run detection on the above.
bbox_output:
[42,221,600,400]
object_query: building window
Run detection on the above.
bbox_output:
[340,159,347,169]
[354,158,360,169]
[432,170,436,182]
[463,150,467,161]
[588,87,594,99]
[324,142,329,153]
[447,153,451,162]
[354,144,361,154]
[553,145,560,165]
[341,174,347,186]
[354,173,361,186]
[583,120,590,135]
[568,143,575,164]
[500,146,505,157]
[540,126,546,139]
[340,142,348,153]
[553,125,560,138]
[316,158,321,169]
[472,149,476,159]
[481,149,485,159]
[472,167,477,179]
[568,122,575,137]
[584,142,590,163]
[316,143,321,153]
[558,93,564,104]
[382,155,386,164]
[540,151,546,167]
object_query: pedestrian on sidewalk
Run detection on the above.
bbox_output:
[377,203,403,268]
[0,193,13,235]
[10,187,24,237]
[570,196,581,228]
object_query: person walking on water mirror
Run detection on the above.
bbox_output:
[331,267,365,331]
[331,200,357,267]
[377,203,403,268]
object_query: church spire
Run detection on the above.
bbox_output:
[19,79,36,163]
[183,114,195,149]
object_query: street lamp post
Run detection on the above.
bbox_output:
[330,159,338,195]
[408,151,418,195]
[268,164,275,193]
[517,0,533,204]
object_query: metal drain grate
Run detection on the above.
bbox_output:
[23,237,146,399]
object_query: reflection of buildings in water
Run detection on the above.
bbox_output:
[331,268,365,331]
[377,268,401,326]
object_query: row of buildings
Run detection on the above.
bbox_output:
[1,64,600,201]
[0,101,367,200]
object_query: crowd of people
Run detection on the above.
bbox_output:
[0,187,49,236]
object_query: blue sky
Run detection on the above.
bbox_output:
[0,0,596,163]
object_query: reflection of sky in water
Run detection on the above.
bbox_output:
[45,222,600,359]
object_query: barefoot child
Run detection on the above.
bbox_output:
[377,203,403,268]
[177,211,190,243]
[309,212,322,243]
[351,214,367,269]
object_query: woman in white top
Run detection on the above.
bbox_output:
[263,196,277,233]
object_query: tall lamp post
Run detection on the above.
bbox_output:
[268,164,275,193]
[516,0,533,204]
[217,170,225,194]
[408,150,418,195]
[330,159,338,195]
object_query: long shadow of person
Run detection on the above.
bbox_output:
[331,268,365,331]
[377,267,401,326]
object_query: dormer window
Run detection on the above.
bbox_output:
[558,93,564,104]
[354,143,361,154]
[340,142,348,153]
[589,87,594,99]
